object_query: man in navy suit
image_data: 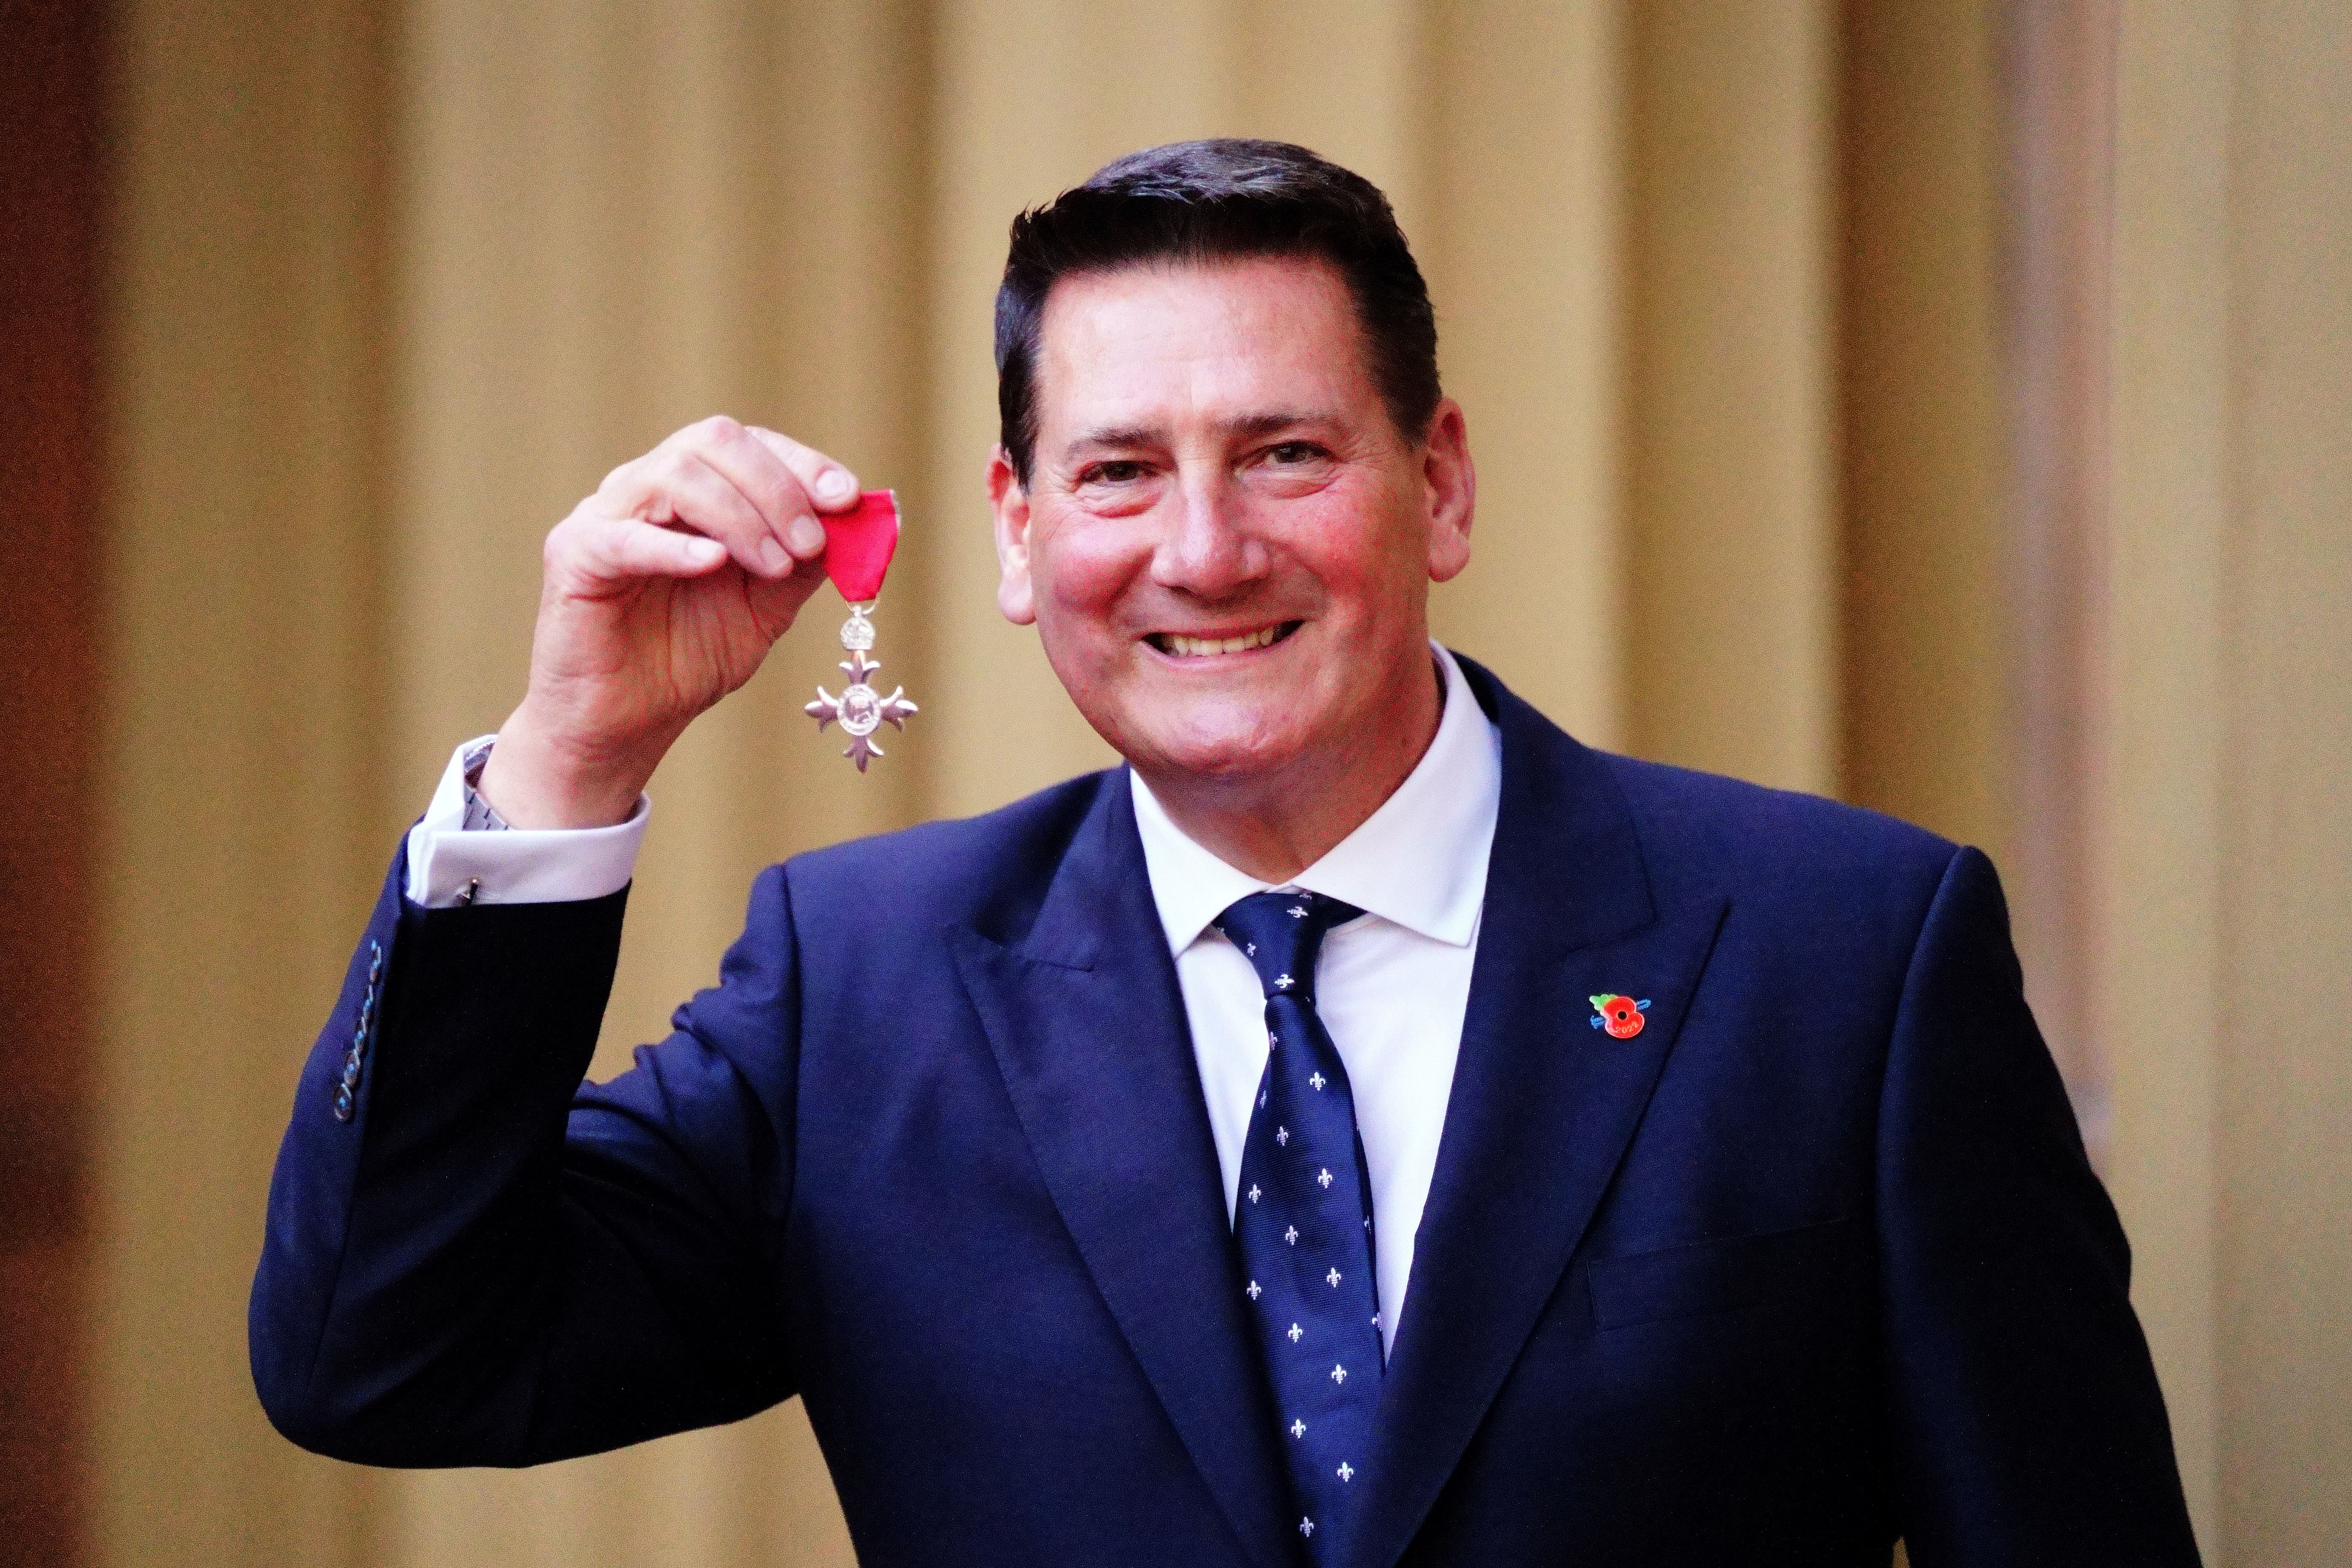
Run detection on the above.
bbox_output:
[251,140,2200,1565]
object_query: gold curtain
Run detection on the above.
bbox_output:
[93,0,2352,1562]
[2103,0,2352,1554]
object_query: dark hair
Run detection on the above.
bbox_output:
[994,139,1441,483]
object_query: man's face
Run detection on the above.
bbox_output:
[990,255,1473,794]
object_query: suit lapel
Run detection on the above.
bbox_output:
[1346,667,1729,1568]
[950,777,1295,1568]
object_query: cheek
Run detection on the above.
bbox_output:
[1284,491,1425,620]
[1032,514,1148,644]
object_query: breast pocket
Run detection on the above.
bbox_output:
[1586,1216,1862,1331]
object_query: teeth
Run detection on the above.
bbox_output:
[1165,625,1281,658]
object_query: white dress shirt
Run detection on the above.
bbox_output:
[405,738,650,907]
[402,645,1502,1358]
[1130,645,1501,1357]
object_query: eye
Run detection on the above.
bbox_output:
[1266,440,1324,464]
[1079,459,1149,486]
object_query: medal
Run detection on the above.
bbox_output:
[804,489,917,771]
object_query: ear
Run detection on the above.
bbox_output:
[989,445,1037,625]
[1421,398,1475,584]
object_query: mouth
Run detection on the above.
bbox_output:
[1144,621,1304,659]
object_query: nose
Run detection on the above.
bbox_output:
[1150,469,1264,599]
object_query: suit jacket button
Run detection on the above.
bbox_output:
[332,1085,355,1122]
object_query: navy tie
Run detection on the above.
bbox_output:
[1217,890,1383,1561]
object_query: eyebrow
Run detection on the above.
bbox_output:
[1062,410,1341,456]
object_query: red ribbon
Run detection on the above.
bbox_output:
[819,489,900,604]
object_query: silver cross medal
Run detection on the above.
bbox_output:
[806,603,917,771]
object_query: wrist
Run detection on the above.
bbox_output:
[476,707,658,829]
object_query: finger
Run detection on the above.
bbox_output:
[604,447,794,578]
[746,426,862,513]
[685,418,831,563]
[561,515,729,585]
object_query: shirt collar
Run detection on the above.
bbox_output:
[1129,643,1503,956]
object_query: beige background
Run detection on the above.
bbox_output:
[87,0,2346,1563]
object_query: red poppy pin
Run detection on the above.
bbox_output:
[1589,993,1650,1040]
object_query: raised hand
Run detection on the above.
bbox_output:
[478,417,859,827]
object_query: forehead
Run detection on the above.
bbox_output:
[1031,255,1375,437]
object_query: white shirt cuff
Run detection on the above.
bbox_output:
[403,735,650,908]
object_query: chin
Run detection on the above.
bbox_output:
[1127,710,1310,787]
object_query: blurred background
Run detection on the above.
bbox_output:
[3,0,2345,1563]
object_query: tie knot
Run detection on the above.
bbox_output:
[1213,890,1363,1000]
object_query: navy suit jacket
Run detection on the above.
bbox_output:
[251,659,2199,1566]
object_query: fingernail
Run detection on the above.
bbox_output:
[758,537,791,575]
[817,470,855,503]
[790,515,827,555]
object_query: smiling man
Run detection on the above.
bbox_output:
[991,244,1470,880]
[251,142,2199,1567]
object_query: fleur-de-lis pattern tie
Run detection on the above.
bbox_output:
[1217,890,1383,1561]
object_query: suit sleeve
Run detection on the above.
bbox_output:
[1877,846,2201,1565]
[248,841,803,1467]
